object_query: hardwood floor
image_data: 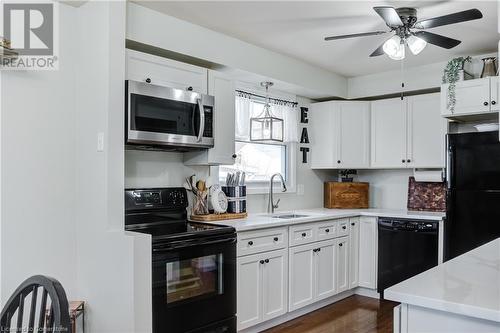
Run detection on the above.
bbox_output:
[264,295,399,333]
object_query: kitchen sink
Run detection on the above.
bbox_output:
[271,214,309,219]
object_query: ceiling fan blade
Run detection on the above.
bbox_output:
[369,41,387,57]
[373,6,403,27]
[414,9,483,29]
[324,31,387,41]
[413,31,461,49]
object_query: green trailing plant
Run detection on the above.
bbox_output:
[442,56,472,112]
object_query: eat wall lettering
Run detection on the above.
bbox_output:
[300,107,309,163]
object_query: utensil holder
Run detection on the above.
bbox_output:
[222,186,247,213]
[192,191,209,215]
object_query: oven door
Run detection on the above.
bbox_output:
[126,80,214,149]
[152,234,236,333]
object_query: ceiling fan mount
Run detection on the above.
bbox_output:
[324,6,483,59]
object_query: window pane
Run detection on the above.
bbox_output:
[220,142,286,183]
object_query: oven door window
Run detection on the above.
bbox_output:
[131,93,200,136]
[166,253,223,304]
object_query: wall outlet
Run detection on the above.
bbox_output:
[297,184,305,195]
[97,132,104,152]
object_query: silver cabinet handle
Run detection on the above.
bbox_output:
[196,99,205,143]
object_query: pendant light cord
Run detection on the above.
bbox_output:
[400,57,405,100]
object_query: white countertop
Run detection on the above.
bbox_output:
[385,238,500,323]
[213,208,444,232]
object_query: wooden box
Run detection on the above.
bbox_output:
[324,182,369,209]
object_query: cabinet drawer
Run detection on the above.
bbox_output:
[337,219,349,237]
[316,221,337,241]
[289,224,315,246]
[238,228,287,257]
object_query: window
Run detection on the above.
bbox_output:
[219,94,298,193]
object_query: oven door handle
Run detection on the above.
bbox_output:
[154,236,236,252]
[197,99,205,142]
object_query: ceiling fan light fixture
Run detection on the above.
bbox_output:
[407,35,427,55]
[383,35,405,60]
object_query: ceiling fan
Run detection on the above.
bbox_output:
[324,7,483,60]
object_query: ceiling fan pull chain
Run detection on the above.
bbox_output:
[400,57,405,101]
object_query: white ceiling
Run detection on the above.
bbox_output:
[133,0,498,77]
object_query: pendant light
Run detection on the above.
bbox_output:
[383,35,405,60]
[407,35,427,55]
[250,82,284,143]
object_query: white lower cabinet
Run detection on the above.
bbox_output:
[335,236,349,293]
[359,216,378,289]
[238,217,378,330]
[237,249,288,330]
[348,217,360,289]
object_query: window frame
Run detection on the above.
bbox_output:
[219,94,297,195]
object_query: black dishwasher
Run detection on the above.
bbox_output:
[377,218,438,297]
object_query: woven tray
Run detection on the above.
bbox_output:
[190,212,248,222]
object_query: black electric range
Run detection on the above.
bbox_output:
[125,187,237,333]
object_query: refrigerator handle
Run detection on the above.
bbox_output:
[446,143,453,189]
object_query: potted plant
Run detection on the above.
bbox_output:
[442,56,472,112]
[339,169,357,182]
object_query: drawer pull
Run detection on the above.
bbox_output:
[260,260,265,264]
[301,232,307,237]
[325,229,330,233]
[339,243,343,247]
[248,241,253,246]
[342,226,347,230]
[187,86,194,91]
[351,223,355,226]
[145,78,151,83]
[484,101,489,106]
[273,237,279,242]
[264,259,269,263]
[492,101,497,105]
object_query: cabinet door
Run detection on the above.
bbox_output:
[338,102,371,168]
[310,102,338,168]
[407,94,446,168]
[315,239,336,301]
[441,78,490,115]
[262,249,288,322]
[336,236,349,293]
[349,217,360,289]
[237,253,263,330]
[289,243,315,311]
[490,77,499,112]
[358,217,378,289]
[126,49,208,93]
[371,98,407,168]
[184,70,236,165]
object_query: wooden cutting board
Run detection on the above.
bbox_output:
[324,182,369,209]
[190,212,248,222]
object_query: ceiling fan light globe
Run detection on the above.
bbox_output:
[383,35,405,60]
[407,35,427,55]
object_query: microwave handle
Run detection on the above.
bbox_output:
[197,99,205,142]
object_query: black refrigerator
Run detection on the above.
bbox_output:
[445,131,500,261]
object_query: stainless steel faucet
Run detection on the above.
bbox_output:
[268,173,287,214]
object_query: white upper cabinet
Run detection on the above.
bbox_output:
[310,101,370,169]
[441,77,492,117]
[371,98,407,168]
[372,94,445,169]
[184,70,236,165]
[126,49,208,94]
[310,102,336,168]
[407,93,446,168]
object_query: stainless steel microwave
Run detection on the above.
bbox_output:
[125,80,214,150]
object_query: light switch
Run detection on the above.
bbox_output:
[97,132,104,152]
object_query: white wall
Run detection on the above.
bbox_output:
[0,2,78,302]
[74,1,149,332]
[126,2,347,99]
[348,52,497,99]
[356,169,413,210]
